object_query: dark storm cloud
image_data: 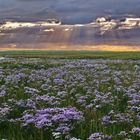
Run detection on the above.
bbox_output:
[17,0,46,2]
[1,0,140,24]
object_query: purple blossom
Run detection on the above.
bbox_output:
[101,115,111,125]
[131,127,140,135]
[24,87,39,94]
[21,107,84,134]
[0,90,6,97]
[88,132,112,140]
[55,124,71,134]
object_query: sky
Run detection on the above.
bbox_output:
[0,0,140,24]
[0,0,140,50]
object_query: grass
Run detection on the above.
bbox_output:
[1,50,140,59]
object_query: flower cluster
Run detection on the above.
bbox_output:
[88,132,112,140]
[21,107,84,136]
[0,58,140,140]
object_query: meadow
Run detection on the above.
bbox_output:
[0,51,140,140]
[1,51,140,59]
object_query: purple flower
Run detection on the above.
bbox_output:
[21,107,84,135]
[24,87,39,94]
[131,127,140,135]
[0,90,6,97]
[55,124,71,134]
[88,132,112,140]
[101,115,111,125]
[53,78,65,85]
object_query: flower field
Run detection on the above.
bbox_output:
[0,58,140,140]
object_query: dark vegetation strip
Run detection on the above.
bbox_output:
[0,51,140,59]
